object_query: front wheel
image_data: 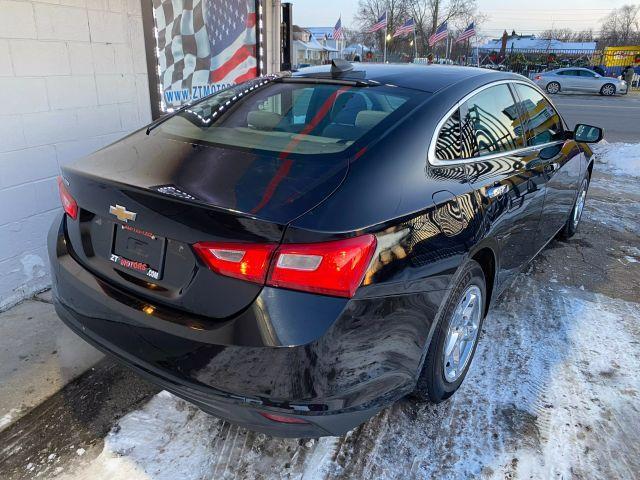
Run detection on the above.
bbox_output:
[559,176,589,239]
[600,83,616,96]
[413,260,486,403]
[546,81,560,94]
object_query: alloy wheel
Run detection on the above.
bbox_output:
[443,285,482,383]
[546,82,560,94]
[602,84,615,96]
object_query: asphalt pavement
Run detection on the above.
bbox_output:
[551,92,640,143]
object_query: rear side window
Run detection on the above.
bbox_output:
[462,84,525,156]
[160,80,412,156]
[578,69,596,77]
[513,84,564,146]
[434,109,477,160]
[435,110,462,160]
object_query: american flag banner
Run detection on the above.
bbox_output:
[393,18,415,38]
[455,22,476,43]
[428,21,448,46]
[332,17,344,40]
[367,12,387,33]
[152,0,258,110]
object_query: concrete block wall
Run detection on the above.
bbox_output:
[0,0,152,310]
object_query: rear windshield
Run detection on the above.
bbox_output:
[159,79,414,155]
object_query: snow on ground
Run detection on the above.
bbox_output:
[593,141,640,178]
[57,144,640,480]
[58,280,640,480]
[0,408,22,431]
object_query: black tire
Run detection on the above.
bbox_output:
[413,260,486,403]
[600,83,616,96]
[559,175,590,239]
[546,81,560,94]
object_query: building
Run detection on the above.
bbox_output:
[0,0,285,309]
[306,27,344,60]
[479,34,597,53]
[291,25,345,68]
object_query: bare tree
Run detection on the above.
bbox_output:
[354,0,483,58]
[405,0,482,56]
[354,0,410,55]
[599,4,640,47]
[539,28,595,42]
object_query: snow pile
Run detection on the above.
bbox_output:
[0,407,22,432]
[61,391,337,480]
[592,142,640,178]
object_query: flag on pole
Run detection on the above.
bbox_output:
[428,21,448,46]
[367,12,388,33]
[455,22,476,43]
[393,18,415,38]
[332,16,344,40]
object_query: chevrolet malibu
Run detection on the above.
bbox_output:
[49,62,602,437]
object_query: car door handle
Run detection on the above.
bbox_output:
[544,162,559,173]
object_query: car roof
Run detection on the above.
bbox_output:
[291,63,525,93]
[556,67,589,71]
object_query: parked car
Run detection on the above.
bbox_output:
[49,62,601,437]
[534,67,627,95]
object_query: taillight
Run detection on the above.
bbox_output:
[259,412,309,424]
[193,242,276,284]
[194,234,377,298]
[534,75,541,80]
[57,176,78,220]
[268,235,376,298]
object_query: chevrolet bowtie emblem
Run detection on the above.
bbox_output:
[109,204,137,223]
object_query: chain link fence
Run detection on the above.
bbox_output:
[474,48,640,90]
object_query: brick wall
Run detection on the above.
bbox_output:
[0,0,152,310]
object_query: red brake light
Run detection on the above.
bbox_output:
[193,242,276,284]
[267,234,377,298]
[57,176,78,220]
[259,412,309,424]
[534,74,542,80]
[193,235,377,298]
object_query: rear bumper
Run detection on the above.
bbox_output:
[49,213,442,436]
[55,300,378,437]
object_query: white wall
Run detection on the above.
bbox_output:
[0,0,152,310]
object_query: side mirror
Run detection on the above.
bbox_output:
[574,124,603,143]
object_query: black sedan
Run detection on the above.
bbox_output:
[49,61,602,437]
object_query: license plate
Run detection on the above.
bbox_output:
[111,224,165,279]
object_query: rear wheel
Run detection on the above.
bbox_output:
[600,83,616,96]
[413,260,486,403]
[559,176,589,239]
[546,81,560,94]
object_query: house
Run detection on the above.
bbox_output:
[306,27,344,59]
[292,26,325,67]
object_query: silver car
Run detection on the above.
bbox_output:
[534,67,628,96]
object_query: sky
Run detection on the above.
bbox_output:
[288,0,636,39]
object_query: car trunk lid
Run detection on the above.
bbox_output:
[60,129,348,318]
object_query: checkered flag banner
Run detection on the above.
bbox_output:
[152,0,258,109]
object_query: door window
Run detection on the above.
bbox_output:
[513,84,564,146]
[578,69,596,77]
[462,84,525,156]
